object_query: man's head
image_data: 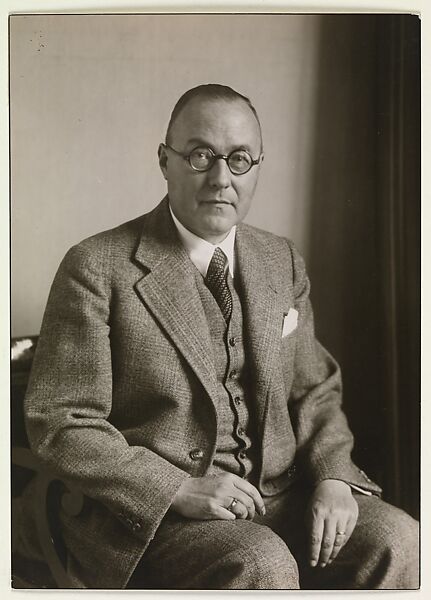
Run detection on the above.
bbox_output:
[159,84,263,243]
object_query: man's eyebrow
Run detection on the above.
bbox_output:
[235,144,254,153]
[185,138,255,153]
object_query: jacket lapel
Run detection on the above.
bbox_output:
[235,225,285,433]
[133,199,220,406]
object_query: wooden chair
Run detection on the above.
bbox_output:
[11,336,84,588]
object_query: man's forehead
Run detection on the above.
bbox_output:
[170,97,261,146]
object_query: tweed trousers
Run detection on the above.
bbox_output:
[127,481,419,590]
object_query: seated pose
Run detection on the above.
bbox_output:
[19,84,419,589]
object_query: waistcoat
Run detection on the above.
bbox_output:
[194,269,259,482]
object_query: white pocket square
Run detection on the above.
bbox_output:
[282,308,298,337]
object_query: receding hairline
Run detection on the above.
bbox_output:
[165,85,263,149]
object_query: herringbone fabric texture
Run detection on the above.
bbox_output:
[205,248,232,322]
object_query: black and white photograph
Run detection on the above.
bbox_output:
[9,10,421,592]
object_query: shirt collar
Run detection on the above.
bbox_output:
[169,204,236,278]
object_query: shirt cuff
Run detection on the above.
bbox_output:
[349,483,373,496]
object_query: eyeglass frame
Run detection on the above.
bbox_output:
[163,143,264,175]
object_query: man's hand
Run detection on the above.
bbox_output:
[171,473,266,521]
[305,479,358,568]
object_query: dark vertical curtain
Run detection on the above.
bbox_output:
[376,15,420,518]
[307,14,420,519]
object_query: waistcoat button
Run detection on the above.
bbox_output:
[238,450,247,459]
[234,397,242,405]
[189,449,204,460]
[229,337,236,347]
[237,427,245,436]
[229,370,237,379]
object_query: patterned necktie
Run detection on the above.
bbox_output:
[205,247,233,323]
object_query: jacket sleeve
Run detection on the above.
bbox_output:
[24,243,190,543]
[286,240,382,496]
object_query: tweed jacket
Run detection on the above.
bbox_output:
[23,197,382,588]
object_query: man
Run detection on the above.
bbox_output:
[21,84,418,589]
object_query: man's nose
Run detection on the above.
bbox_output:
[207,157,231,188]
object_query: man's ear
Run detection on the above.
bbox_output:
[158,143,168,180]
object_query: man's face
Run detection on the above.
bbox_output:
[159,97,262,243]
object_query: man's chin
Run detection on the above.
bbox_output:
[195,217,235,243]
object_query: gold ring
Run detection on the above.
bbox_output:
[336,530,346,536]
[228,498,238,512]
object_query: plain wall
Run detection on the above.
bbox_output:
[11,14,322,336]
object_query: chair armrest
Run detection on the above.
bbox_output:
[12,447,85,588]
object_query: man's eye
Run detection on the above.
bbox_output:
[231,152,250,165]
[192,149,211,160]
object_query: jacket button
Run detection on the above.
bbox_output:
[189,449,204,460]
[132,522,142,533]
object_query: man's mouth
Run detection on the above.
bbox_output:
[201,199,231,205]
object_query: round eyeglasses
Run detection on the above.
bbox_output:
[164,144,263,175]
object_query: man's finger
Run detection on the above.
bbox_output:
[339,515,356,547]
[308,513,324,567]
[327,522,349,563]
[233,477,266,516]
[227,490,256,519]
[225,497,249,520]
[327,514,357,564]
[318,520,337,567]
[215,506,237,520]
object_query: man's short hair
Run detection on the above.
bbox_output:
[165,83,262,148]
